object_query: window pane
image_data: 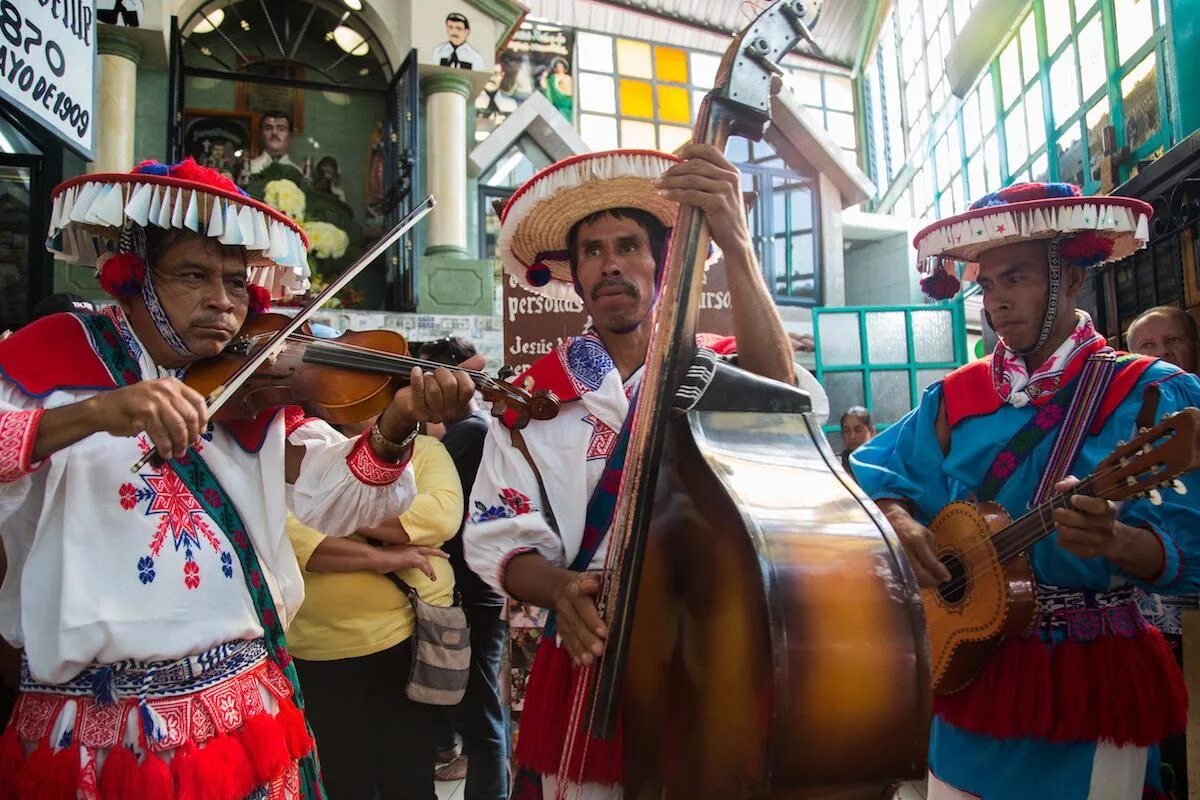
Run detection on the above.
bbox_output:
[1086,98,1110,182]
[1019,13,1039,84]
[967,153,985,197]
[1122,53,1160,150]
[693,90,709,117]
[1057,120,1085,186]
[935,133,953,189]
[620,119,657,149]
[726,137,750,163]
[789,70,825,106]
[1076,0,1100,20]
[1025,81,1045,148]
[912,309,956,361]
[619,78,654,118]
[577,32,613,72]
[616,38,652,78]
[826,111,858,150]
[1049,49,1080,128]
[657,124,691,153]
[979,72,997,132]
[579,73,616,113]
[690,52,720,89]
[818,314,863,365]
[1000,38,1022,107]
[1078,18,1106,100]
[654,45,688,84]
[962,90,981,150]
[791,185,814,229]
[657,84,691,123]
[825,74,855,112]
[1044,0,1072,53]
[870,371,913,425]
[1031,152,1050,183]
[823,371,866,413]
[954,0,972,32]
[580,114,618,151]
[1006,102,1029,169]
[984,134,1000,190]
[1114,0,1155,65]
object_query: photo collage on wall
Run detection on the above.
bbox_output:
[476,21,575,140]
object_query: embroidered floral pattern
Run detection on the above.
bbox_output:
[0,408,44,482]
[120,440,233,591]
[583,414,618,461]
[470,488,535,523]
[346,435,408,486]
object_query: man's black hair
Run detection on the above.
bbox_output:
[417,336,478,366]
[260,110,293,131]
[144,227,248,273]
[446,12,469,28]
[565,208,669,274]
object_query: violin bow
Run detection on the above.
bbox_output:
[130,196,436,472]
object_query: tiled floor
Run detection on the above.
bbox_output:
[434,778,928,799]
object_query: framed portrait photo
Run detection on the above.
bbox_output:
[182,109,256,181]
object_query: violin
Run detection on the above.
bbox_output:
[183,312,560,427]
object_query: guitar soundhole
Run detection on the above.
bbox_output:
[937,553,968,605]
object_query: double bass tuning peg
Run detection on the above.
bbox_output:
[1148,488,1163,506]
[1172,479,1187,495]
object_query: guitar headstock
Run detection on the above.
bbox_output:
[1093,408,1200,504]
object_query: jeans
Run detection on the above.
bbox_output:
[296,639,445,800]
[444,603,509,800]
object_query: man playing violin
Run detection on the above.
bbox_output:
[853,183,1200,800]
[0,159,475,800]
[464,145,795,800]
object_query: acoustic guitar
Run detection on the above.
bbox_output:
[925,408,1200,694]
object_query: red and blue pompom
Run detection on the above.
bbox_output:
[97,252,146,298]
[970,182,1081,210]
[133,157,249,197]
[526,264,552,287]
[920,266,962,300]
[1060,230,1115,268]
[247,284,272,315]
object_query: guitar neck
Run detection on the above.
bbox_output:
[989,475,1099,565]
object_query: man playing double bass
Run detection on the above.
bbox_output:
[464,145,795,799]
[0,158,475,800]
[853,183,1200,799]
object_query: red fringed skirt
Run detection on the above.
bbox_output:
[934,584,1187,746]
[514,637,624,787]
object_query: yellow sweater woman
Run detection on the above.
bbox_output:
[288,434,463,800]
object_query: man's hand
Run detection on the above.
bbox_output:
[377,544,449,580]
[88,377,209,460]
[552,570,608,667]
[1052,477,1120,559]
[655,143,752,256]
[376,354,487,444]
[877,499,951,588]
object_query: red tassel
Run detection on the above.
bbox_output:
[170,743,210,800]
[98,745,140,800]
[1049,637,1096,742]
[137,752,175,800]
[97,252,146,298]
[247,284,272,316]
[0,726,24,800]
[236,713,290,785]
[48,741,80,800]
[202,734,256,800]
[274,700,314,760]
[514,639,624,786]
[15,739,55,800]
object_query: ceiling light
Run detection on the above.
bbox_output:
[240,19,250,31]
[191,8,224,34]
[332,25,369,56]
[343,0,364,9]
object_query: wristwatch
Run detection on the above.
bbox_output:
[370,422,419,461]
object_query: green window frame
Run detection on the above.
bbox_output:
[813,301,969,439]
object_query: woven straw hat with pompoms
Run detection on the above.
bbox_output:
[914,182,1153,300]
[498,150,683,301]
[46,157,310,301]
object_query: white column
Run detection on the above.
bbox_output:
[90,28,142,173]
[420,72,472,257]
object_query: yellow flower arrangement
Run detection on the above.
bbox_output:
[302,220,350,260]
[263,179,307,222]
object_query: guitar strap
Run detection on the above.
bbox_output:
[977,352,1116,505]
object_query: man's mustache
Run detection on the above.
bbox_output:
[591,277,638,301]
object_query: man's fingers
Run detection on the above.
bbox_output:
[422,370,448,423]
[675,142,735,170]
[457,354,487,372]
[1068,495,1113,516]
[408,367,426,418]
[418,547,450,560]
[153,405,191,458]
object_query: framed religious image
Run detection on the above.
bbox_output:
[182,110,256,181]
[235,64,305,135]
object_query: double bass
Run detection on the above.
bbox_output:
[556,2,931,798]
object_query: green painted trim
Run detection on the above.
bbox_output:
[424,243,470,258]
[420,72,474,99]
[465,0,527,51]
[98,27,143,65]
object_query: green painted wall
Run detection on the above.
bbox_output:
[135,69,168,164]
[1169,0,1200,138]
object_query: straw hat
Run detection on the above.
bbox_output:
[913,182,1152,299]
[498,150,681,300]
[46,158,310,299]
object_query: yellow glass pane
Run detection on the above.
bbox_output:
[658,125,692,154]
[657,85,691,123]
[616,39,652,78]
[1114,0,1154,65]
[654,46,688,84]
[620,120,657,149]
[619,79,654,119]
